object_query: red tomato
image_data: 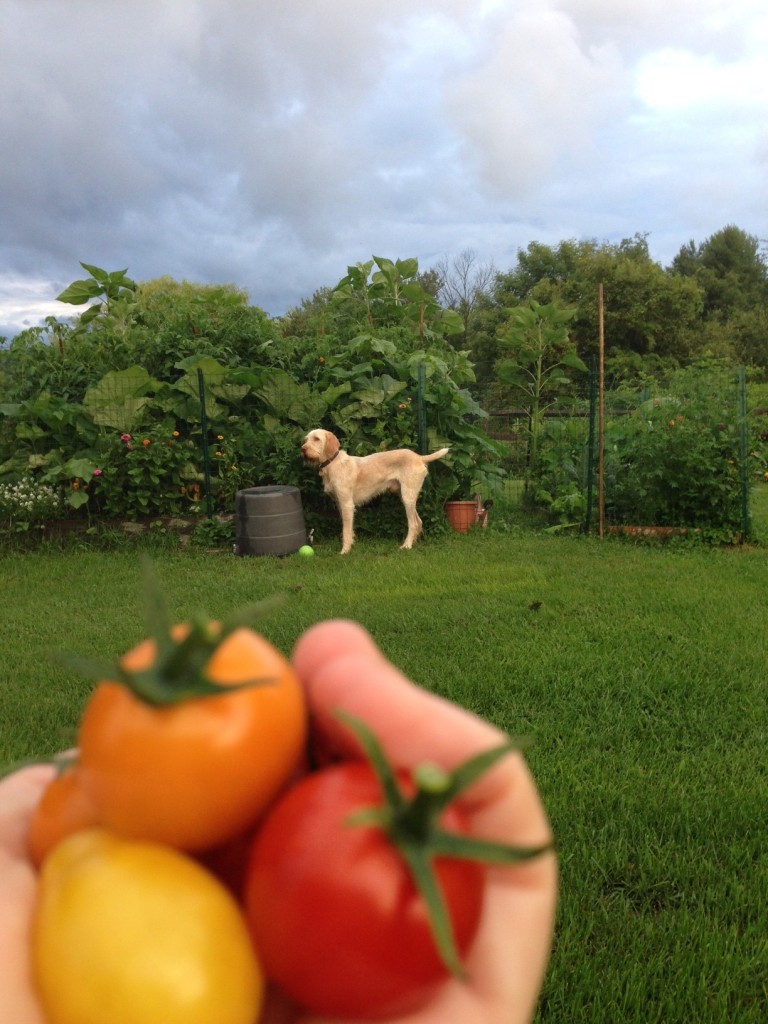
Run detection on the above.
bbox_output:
[77,623,307,852]
[243,760,484,1019]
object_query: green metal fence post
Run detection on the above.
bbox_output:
[417,362,427,455]
[738,365,751,540]
[583,356,598,533]
[197,369,214,518]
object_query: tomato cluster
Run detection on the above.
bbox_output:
[28,586,547,1023]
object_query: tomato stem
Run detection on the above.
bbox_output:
[335,710,554,978]
[59,559,283,707]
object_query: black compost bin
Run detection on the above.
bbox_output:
[234,486,307,557]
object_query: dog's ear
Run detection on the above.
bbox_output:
[324,431,340,456]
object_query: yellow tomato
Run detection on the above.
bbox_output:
[33,829,263,1024]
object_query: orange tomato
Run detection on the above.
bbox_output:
[27,761,100,869]
[77,624,307,852]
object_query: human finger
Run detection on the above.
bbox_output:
[292,620,553,847]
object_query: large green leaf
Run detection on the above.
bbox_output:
[15,422,46,440]
[55,279,104,305]
[354,375,407,412]
[255,369,327,426]
[174,354,230,387]
[66,489,91,509]
[78,262,110,284]
[78,304,104,326]
[561,352,589,372]
[317,381,352,407]
[83,367,156,431]
[207,382,251,405]
[395,257,419,278]
[63,456,99,479]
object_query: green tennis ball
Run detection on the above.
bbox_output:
[298,545,315,557]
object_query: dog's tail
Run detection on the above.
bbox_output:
[421,446,450,464]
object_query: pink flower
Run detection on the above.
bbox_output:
[120,433,131,442]
[92,468,103,477]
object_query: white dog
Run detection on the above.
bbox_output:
[301,428,450,554]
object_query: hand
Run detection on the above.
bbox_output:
[261,620,557,1024]
[0,621,556,1024]
[0,762,55,1024]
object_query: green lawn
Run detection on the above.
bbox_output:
[1,528,766,1022]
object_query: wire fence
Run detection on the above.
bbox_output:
[0,361,439,526]
[1,359,765,539]
[485,362,761,538]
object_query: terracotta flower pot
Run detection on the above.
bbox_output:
[444,496,491,533]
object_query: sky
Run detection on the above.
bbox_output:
[1,0,767,339]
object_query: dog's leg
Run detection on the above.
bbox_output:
[400,490,423,549]
[339,500,356,554]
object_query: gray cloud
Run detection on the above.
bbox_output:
[1,0,766,337]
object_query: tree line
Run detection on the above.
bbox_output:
[3,223,766,392]
[424,225,768,390]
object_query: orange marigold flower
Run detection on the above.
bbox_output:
[142,438,151,446]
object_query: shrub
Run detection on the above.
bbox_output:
[0,477,64,531]
[603,369,744,536]
[89,431,200,519]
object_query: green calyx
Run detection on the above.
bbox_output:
[60,558,283,707]
[337,710,553,979]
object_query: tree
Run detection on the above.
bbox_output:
[670,225,768,322]
[135,277,274,368]
[433,249,496,345]
[479,236,703,369]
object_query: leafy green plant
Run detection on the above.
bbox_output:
[56,262,139,333]
[1,257,506,533]
[190,516,235,548]
[603,369,744,537]
[495,299,587,493]
[90,431,200,519]
[332,256,464,344]
[531,419,592,525]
